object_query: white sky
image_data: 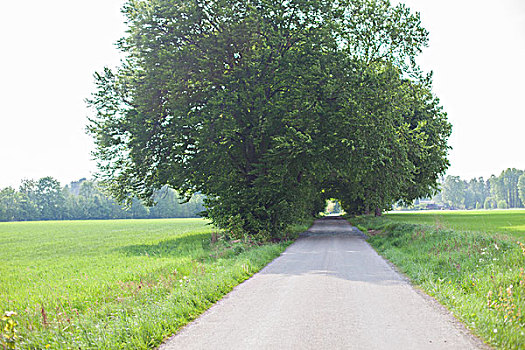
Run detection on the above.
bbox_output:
[0,0,524,188]
[396,0,525,180]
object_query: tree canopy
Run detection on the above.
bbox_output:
[88,0,451,239]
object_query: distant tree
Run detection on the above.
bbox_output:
[79,180,99,199]
[497,200,508,209]
[463,180,476,209]
[406,169,524,211]
[486,169,524,208]
[19,179,40,219]
[129,198,149,218]
[484,197,496,210]
[149,187,177,218]
[64,192,84,219]
[501,168,524,208]
[1,176,206,222]
[519,174,525,206]
[36,177,66,220]
[68,178,87,196]
[466,177,487,209]
[441,176,465,209]
[0,187,17,221]
[488,175,505,205]
[0,187,36,221]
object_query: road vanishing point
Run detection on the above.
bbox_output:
[159,216,485,350]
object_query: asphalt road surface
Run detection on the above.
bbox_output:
[159,216,485,350]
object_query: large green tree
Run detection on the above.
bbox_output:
[88,0,451,238]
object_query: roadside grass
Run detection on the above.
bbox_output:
[0,218,294,349]
[349,215,525,349]
[386,210,525,239]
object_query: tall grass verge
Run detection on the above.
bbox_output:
[0,219,295,349]
[350,216,525,349]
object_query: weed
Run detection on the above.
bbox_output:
[1,311,18,349]
[486,243,525,327]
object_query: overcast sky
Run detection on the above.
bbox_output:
[1,0,524,188]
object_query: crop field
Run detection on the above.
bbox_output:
[386,209,525,239]
[0,219,290,349]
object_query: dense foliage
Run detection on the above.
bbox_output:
[0,177,204,222]
[411,168,525,210]
[88,0,451,239]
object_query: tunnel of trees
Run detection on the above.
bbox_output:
[88,0,451,240]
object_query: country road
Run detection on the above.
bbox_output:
[159,217,485,349]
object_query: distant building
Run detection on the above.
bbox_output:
[418,200,443,210]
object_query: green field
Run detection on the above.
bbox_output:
[0,219,291,349]
[386,209,525,239]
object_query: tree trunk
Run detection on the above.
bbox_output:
[374,207,382,216]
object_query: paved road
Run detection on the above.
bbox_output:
[159,217,484,349]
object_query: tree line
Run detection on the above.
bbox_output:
[0,177,205,222]
[411,168,525,210]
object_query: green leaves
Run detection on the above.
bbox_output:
[88,0,451,238]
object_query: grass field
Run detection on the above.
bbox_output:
[351,211,525,349]
[386,209,525,239]
[0,218,295,349]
